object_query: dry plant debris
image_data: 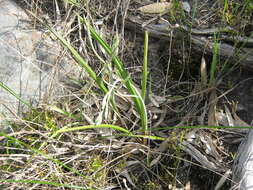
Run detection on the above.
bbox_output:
[1,0,253,189]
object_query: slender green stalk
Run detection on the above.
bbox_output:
[209,34,218,85]
[0,81,32,108]
[55,124,133,135]
[127,134,165,141]
[141,31,149,101]
[222,0,229,20]
[54,124,165,140]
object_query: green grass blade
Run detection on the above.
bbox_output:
[209,34,218,85]
[108,133,165,140]
[55,125,165,141]
[141,31,149,101]
[0,81,32,108]
[55,124,133,135]
[129,134,165,141]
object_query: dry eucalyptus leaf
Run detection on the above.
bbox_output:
[138,2,172,14]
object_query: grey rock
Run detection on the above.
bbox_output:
[232,129,253,190]
[0,0,79,131]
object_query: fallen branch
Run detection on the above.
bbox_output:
[124,16,253,69]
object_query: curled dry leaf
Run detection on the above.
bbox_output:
[200,56,207,87]
[138,2,172,14]
[224,104,234,126]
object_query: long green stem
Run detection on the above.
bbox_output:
[55,124,133,135]
[0,81,32,108]
[141,31,149,101]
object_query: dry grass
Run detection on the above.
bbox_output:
[1,0,252,189]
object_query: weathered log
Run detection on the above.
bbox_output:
[124,17,253,70]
